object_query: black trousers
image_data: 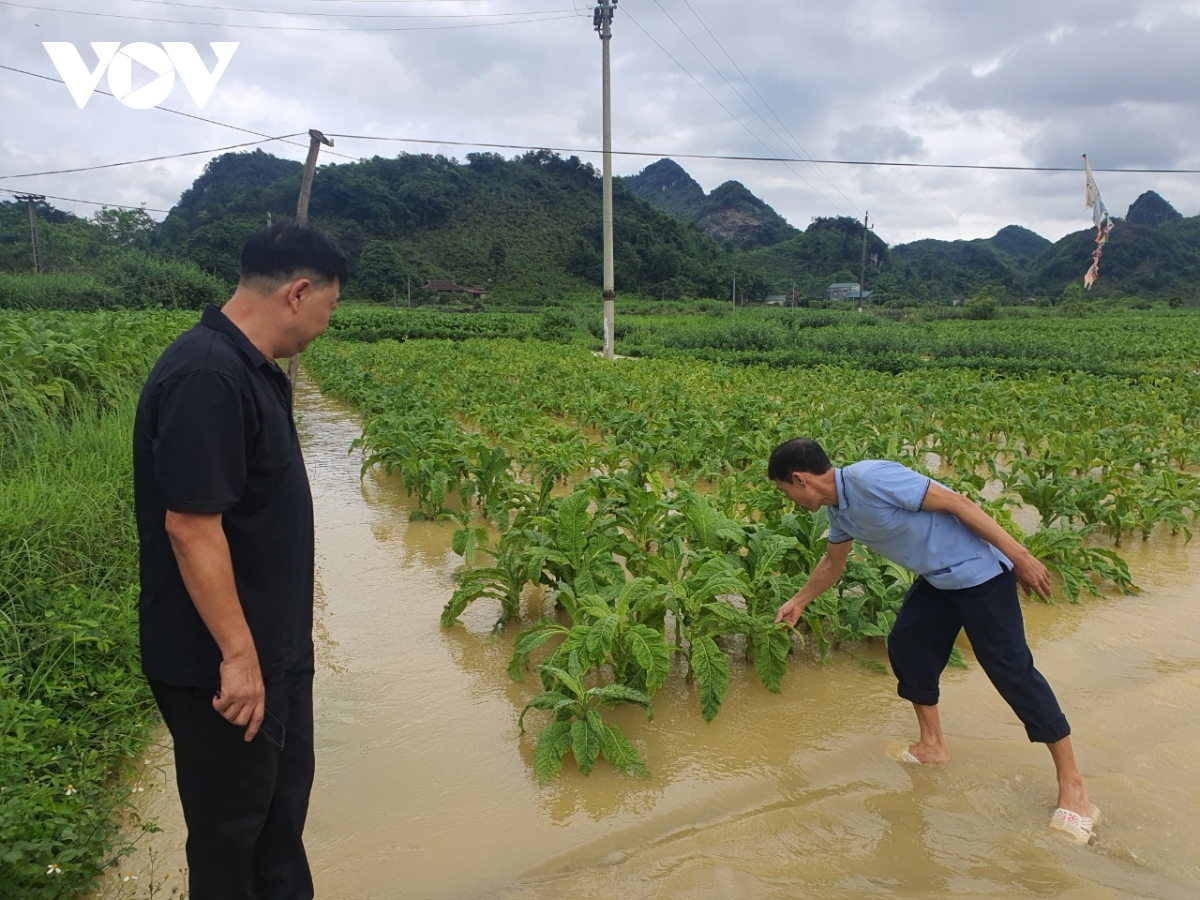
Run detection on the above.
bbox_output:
[149,651,315,900]
[887,566,1071,744]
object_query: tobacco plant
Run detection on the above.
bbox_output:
[518,652,652,781]
[299,314,1200,780]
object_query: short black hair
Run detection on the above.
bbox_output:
[767,438,832,481]
[239,220,349,288]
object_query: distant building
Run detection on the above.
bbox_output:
[826,282,872,301]
[421,279,487,300]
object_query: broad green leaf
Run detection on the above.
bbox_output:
[518,691,575,731]
[566,649,585,682]
[751,533,800,582]
[440,589,472,627]
[750,626,790,693]
[703,601,755,631]
[533,721,573,783]
[556,489,592,563]
[623,624,671,697]
[585,613,619,662]
[571,712,603,775]
[536,662,583,700]
[683,555,747,602]
[598,723,649,777]
[507,620,569,682]
[588,682,653,711]
[690,634,729,722]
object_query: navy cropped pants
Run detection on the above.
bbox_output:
[886,566,1071,744]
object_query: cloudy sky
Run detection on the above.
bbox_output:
[2,0,1198,245]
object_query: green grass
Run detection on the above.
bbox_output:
[0,404,158,899]
[0,310,191,899]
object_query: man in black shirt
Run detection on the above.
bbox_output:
[133,221,347,900]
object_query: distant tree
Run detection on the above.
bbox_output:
[355,241,407,303]
[964,285,1001,319]
[488,242,507,277]
[92,206,155,249]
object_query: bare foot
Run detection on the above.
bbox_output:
[907,741,950,765]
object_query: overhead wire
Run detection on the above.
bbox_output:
[319,133,1200,173]
[123,0,577,17]
[642,0,857,216]
[0,64,361,162]
[0,0,578,30]
[675,0,862,213]
[622,6,847,216]
[0,135,306,180]
[0,186,171,213]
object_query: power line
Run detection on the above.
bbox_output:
[623,7,846,216]
[201,0,538,3]
[321,133,1200,173]
[0,186,171,213]
[640,0,855,217]
[675,0,862,213]
[0,1,577,30]
[2,57,1194,179]
[125,0,578,18]
[0,135,305,180]
[0,64,360,162]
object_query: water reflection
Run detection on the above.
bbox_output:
[87,376,1200,900]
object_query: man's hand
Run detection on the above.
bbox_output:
[775,596,809,627]
[213,652,265,741]
[1012,550,1052,603]
[920,484,1054,602]
[773,541,852,628]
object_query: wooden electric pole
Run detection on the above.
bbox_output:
[858,211,869,313]
[595,0,618,359]
[15,194,45,274]
[288,129,334,383]
[295,129,332,222]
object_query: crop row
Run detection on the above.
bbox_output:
[325,305,1200,378]
[304,333,1193,778]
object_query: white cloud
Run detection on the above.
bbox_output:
[2,0,1197,245]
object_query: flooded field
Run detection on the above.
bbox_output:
[93,380,1200,899]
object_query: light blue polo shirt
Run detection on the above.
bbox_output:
[827,460,1010,590]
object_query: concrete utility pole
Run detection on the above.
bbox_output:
[732,273,736,311]
[15,194,45,274]
[595,0,618,359]
[288,129,334,383]
[858,211,869,314]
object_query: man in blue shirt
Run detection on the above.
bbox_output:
[768,438,1097,843]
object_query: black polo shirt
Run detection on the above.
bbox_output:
[133,305,314,687]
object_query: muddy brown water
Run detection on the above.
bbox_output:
[92,379,1200,899]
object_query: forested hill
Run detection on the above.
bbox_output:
[5,149,1199,307]
[623,159,798,251]
[155,149,737,303]
[890,212,1200,302]
[622,159,1200,303]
